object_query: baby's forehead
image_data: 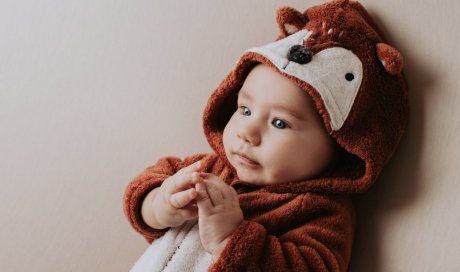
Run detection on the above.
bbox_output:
[237,84,318,121]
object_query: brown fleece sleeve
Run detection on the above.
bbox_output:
[123,154,208,243]
[209,194,355,272]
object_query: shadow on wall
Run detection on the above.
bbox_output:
[348,12,435,272]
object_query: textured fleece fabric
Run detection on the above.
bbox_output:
[123,0,409,271]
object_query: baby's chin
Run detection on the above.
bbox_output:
[236,168,315,185]
[234,168,281,186]
[229,157,300,185]
[234,168,265,185]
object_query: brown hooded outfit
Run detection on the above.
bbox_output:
[123,0,409,271]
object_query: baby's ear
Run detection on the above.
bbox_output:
[276,7,308,38]
[376,43,404,75]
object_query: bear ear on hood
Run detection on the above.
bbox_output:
[276,6,308,39]
[376,43,404,75]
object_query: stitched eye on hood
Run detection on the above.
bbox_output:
[345,73,355,81]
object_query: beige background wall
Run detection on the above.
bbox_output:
[1,0,458,271]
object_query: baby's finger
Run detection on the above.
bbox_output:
[169,188,198,209]
[177,160,203,175]
[169,160,203,191]
[201,174,235,203]
[202,178,225,205]
[166,171,202,195]
[195,182,214,213]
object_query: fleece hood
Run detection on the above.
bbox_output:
[203,0,409,194]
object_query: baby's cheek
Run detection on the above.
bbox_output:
[222,126,232,153]
[264,151,304,183]
[259,158,284,183]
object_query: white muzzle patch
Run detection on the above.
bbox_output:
[247,29,363,131]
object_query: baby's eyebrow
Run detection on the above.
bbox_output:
[240,90,306,121]
[238,91,252,101]
[271,104,306,121]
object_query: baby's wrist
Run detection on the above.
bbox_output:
[211,236,231,261]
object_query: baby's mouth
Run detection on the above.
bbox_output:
[233,151,260,167]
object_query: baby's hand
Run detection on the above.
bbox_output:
[151,161,203,228]
[195,174,243,259]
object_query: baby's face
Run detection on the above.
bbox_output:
[223,64,336,185]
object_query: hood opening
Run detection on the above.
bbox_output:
[203,56,370,194]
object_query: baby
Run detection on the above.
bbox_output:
[124,0,409,271]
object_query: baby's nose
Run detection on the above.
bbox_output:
[237,122,261,146]
[287,45,313,64]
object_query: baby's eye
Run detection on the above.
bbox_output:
[272,119,289,129]
[238,106,251,116]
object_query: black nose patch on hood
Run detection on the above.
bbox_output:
[287,45,313,64]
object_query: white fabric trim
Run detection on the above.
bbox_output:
[247,29,363,131]
[130,221,212,272]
